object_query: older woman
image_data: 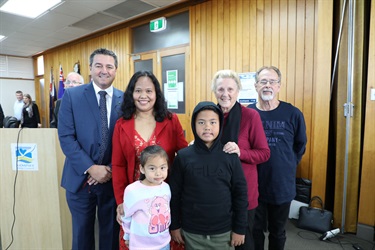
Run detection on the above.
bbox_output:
[212,69,270,250]
[21,93,41,128]
[112,70,188,250]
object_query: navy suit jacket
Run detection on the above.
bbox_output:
[58,82,123,193]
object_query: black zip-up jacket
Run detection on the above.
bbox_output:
[169,101,248,235]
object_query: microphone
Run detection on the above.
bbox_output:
[319,228,340,241]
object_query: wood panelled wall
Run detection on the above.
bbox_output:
[35,0,374,231]
[189,0,333,200]
[38,0,331,213]
[358,0,375,228]
[331,0,368,233]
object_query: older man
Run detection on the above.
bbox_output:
[248,66,307,250]
[50,72,84,128]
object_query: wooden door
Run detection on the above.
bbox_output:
[131,46,192,142]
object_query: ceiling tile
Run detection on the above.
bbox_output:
[142,0,180,8]
[0,0,183,57]
[28,12,77,31]
[51,2,102,19]
[64,0,128,12]
[59,26,91,38]
[0,11,30,35]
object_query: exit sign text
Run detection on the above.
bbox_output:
[150,17,167,32]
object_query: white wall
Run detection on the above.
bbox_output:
[0,56,35,118]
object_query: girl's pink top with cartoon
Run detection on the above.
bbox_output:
[122,180,171,250]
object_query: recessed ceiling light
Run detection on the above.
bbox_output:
[0,0,62,19]
[0,35,6,41]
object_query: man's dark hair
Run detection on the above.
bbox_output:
[89,48,118,69]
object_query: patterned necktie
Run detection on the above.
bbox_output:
[98,91,109,164]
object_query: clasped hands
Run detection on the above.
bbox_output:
[86,165,112,185]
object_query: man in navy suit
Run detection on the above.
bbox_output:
[58,48,123,249]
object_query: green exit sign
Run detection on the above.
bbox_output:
[150,17,167,32]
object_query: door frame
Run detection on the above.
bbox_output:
[130,45,193,142]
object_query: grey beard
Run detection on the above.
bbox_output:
[261,93,274,101]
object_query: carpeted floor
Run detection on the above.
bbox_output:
[266,219,375,250]
[93,216,375,250]
[2,215,373,249]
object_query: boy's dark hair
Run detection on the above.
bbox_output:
[139,145,169,180]
[121,70,172,122]
[195,105,221,121]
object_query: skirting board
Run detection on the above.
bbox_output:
[356,223,374,242]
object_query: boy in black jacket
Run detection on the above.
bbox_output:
[169,101,248,250]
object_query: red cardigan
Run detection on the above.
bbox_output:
[112,114,188,204]
[237,105,270,209]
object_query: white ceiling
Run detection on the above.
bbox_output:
[0,0,181,57]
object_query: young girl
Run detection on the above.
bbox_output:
[122,145,171,250]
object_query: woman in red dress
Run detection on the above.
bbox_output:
[112,71,188,249]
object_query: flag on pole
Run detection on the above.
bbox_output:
[49,67,57,122]
[58,65,65,99]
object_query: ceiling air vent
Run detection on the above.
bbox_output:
[70,12,123,31]
[103,0,156,20]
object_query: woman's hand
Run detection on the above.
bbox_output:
[223,141,240,157]
[171,228,185,245]
[116,204,124,225]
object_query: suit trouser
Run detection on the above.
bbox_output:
[253,201,291,250]
[66,182,119,250]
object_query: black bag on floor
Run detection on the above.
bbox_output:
[297,196,333,233]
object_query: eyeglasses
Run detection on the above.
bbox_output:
[65,80,82,85]
[257,79,280,86]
